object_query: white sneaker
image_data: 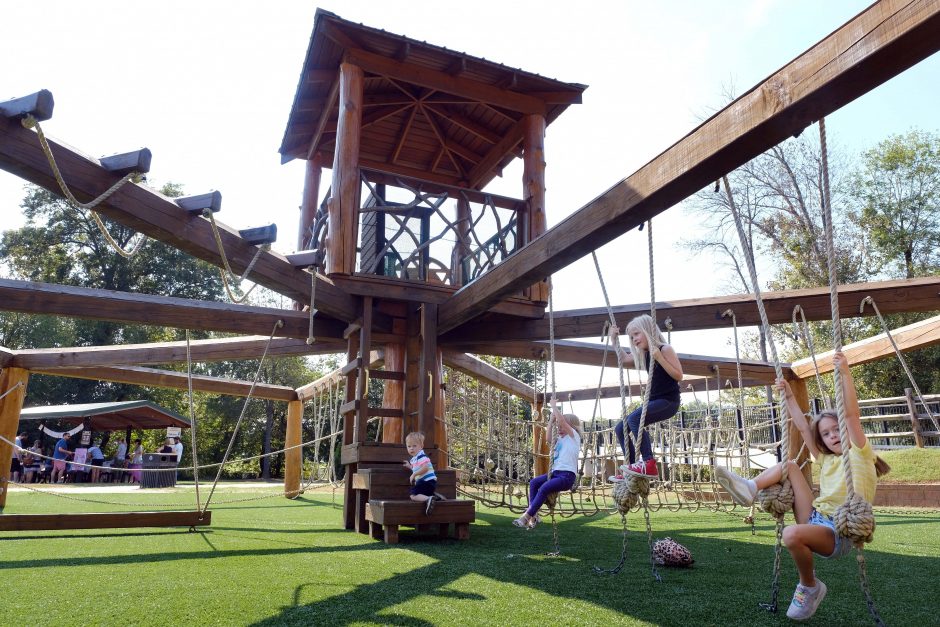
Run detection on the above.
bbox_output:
[714,466,757,506]
[786,579,827,621]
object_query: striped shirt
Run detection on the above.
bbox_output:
[813,439,877,517]
[410,450,437,484]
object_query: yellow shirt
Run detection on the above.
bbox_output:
[812,439,877,517]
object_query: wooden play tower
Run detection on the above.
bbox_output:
[1,2,939,540]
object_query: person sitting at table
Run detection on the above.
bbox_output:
[22,441,42,483]
[158,438,175,455]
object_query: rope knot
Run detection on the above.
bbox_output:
[613,475,650,514]
[834,493,876,545]
[21,115,37,130]
[757,478,794,517]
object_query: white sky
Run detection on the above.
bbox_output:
[1,0,938,409]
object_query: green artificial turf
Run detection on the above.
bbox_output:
[1,485,937,626]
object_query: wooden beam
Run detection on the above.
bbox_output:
[0,347,13,368]
[295,350,384,401]
[34,365,298,402]
[327,62,364,275]
[0,367,29,509]
[11,336,343,370]
[0,510,211,532]
[0,279,347,340]
[466,117,526,189]
[442,351,536,399]
[442,276,940,343]
[359,168,526,211]
[0,115,357,321]
[460,339,783,384]
[790,313,940,379]
[307,75,340,159]
[284,400,302,498]
[438,0,940,332]
[545,376,770,402]
[343,47,547,116]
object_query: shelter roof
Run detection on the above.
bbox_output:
[19,400,191,431]
[279,9,587,189]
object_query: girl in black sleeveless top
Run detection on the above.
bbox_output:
[608,314,683,480]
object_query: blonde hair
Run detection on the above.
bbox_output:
[562,414,584,439]
[625,314,668,372]
[405,431,426,445]
[810,412,891,477]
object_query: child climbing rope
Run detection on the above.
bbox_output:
[608,314,684,480]
[513,406,583,529]
[403,431,444,515]
[715,351,890,621]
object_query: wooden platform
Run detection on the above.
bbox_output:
[0,510,211,532]
[365,499,475,544]
[353,467,457,500]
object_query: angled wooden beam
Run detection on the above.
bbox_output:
[442,351,535,399]
[34,365,298,402]
[459,339,783,384]
[466,117,526,189]
[343,47,547,116]
[438,0,940,332]
[0,115,357,321]
[790,313,940,379]
[0,347,13,368]
[11,336,343,370]
[442,276,940,343]
[0,279,346,340]
[307,74,340,159]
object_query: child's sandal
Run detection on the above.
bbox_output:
[512,516,531,529]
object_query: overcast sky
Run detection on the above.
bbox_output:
[2,1,938,404]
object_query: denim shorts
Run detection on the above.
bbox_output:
[809,508,852,559]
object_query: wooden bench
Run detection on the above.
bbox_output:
[351,467,463,539]
[365,499,475,544]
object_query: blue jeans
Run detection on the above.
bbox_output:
[526,471,576,516]
[808,509,852,559]
[615,398,680,463]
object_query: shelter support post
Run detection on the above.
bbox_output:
[326,62,364,275]
[451,197,471,286]
[0,367,29,510]
[284,400,302,498]
[381,342,405,444]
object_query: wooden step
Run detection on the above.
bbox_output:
[353,468,457,500]
[369,370,405,381]
[365,499,474,543]
[0,510,211,532]
[339,400,404,418]
[341,357,362,376]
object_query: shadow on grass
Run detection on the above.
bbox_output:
[250,508,940,627]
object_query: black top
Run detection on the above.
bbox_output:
[646,349,680,403]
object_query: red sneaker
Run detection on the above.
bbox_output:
[623,459,658,478]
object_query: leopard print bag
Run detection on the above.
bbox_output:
[652,537,694,567]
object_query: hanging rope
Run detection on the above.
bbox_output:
[860,296,940,435]
[203,209,266,304]
[722,174,794,613]
[201,319,283,515]
[818,118,884,626]
[306,266,319,344]
[792,305,831,408]
[21,115,146,258]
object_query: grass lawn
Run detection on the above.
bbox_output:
[878,447,940,483]
[1,485,938,626]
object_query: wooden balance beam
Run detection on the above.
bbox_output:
[0,510,211,532]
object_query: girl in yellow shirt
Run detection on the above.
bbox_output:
[716,352,890,621]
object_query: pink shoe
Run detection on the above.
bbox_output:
[623,459,658,478]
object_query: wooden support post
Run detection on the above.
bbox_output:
[532,400,549,477]
[381,342,405,443]
[355,296,373,444]
[451,197,471,286]
[284,400,302,498]
[404,304,422,436]
[298,152,323,251]
[342,333,360,530]
[419,303,438,449]
[787,378,813,486]
[904,388,926,448]
[0,368,29,510]
[522,114,548,302]
[384,524,399,544]
[433,348,448,468]
[326,62,364,275]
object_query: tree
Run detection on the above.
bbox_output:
[849,129,940,279]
